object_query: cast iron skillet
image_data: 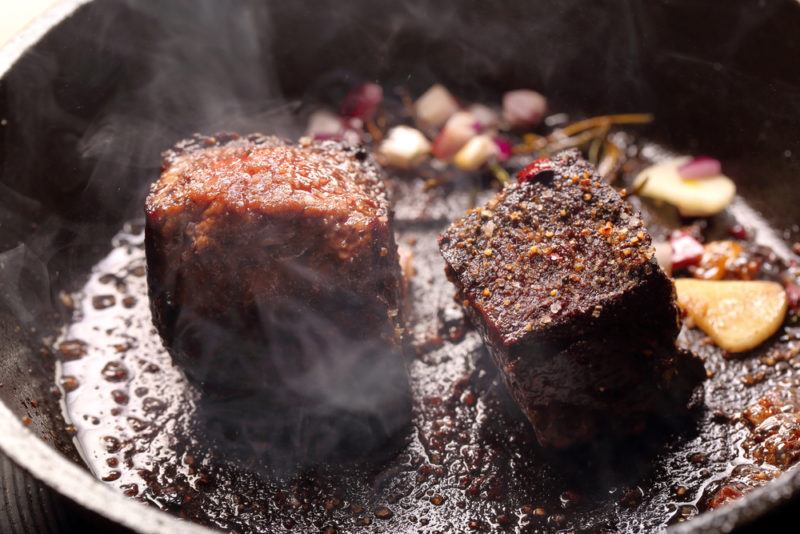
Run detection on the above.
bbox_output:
[1,0,800,532]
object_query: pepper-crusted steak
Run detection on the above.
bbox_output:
[439,150,703,448]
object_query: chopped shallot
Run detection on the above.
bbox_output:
[415,84,460,128]
[379,126,431,168]
[728,224,748,240]
[306,110,362,144]
[678,156,722,180]
[786,282,800,310]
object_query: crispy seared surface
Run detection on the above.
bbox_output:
[145,134,405,397]
[439,150,702,448]
[440,150,679,348]
[148,133,389,263]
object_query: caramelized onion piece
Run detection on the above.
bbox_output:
[678,156,722,179]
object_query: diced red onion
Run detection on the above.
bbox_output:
[307,110,362,144]
[432,111,477,160]
[341,128,363,145]
[467,103,500,130]
[728,224,748,240]
[670,232,704,269]
[340,83,383,121]
[493,137,513,161]
[503,89,547,129]
[341,117,364,131]
[785,282,800,310]
[517,157,554,183]
[678,156,722,179]
[316,130,362,145]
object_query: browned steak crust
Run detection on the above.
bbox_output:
[145,134,410,450]
[439,150,703,448]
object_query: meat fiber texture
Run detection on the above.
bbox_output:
[439,150,704,448]
[145,133,410,459]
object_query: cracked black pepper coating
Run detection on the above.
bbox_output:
[439,150,704,448]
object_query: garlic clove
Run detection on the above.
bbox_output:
[453,134,496,171]
[675,279,787,353]
[634,157,736,217]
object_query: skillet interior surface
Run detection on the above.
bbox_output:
[1,0,800,532]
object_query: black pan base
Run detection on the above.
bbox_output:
[52,145,800,532]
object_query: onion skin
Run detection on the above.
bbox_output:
[678,156,721,179]
[493,137,513,161]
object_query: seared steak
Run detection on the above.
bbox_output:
[145,133,410,457]
[439,150,703,448]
